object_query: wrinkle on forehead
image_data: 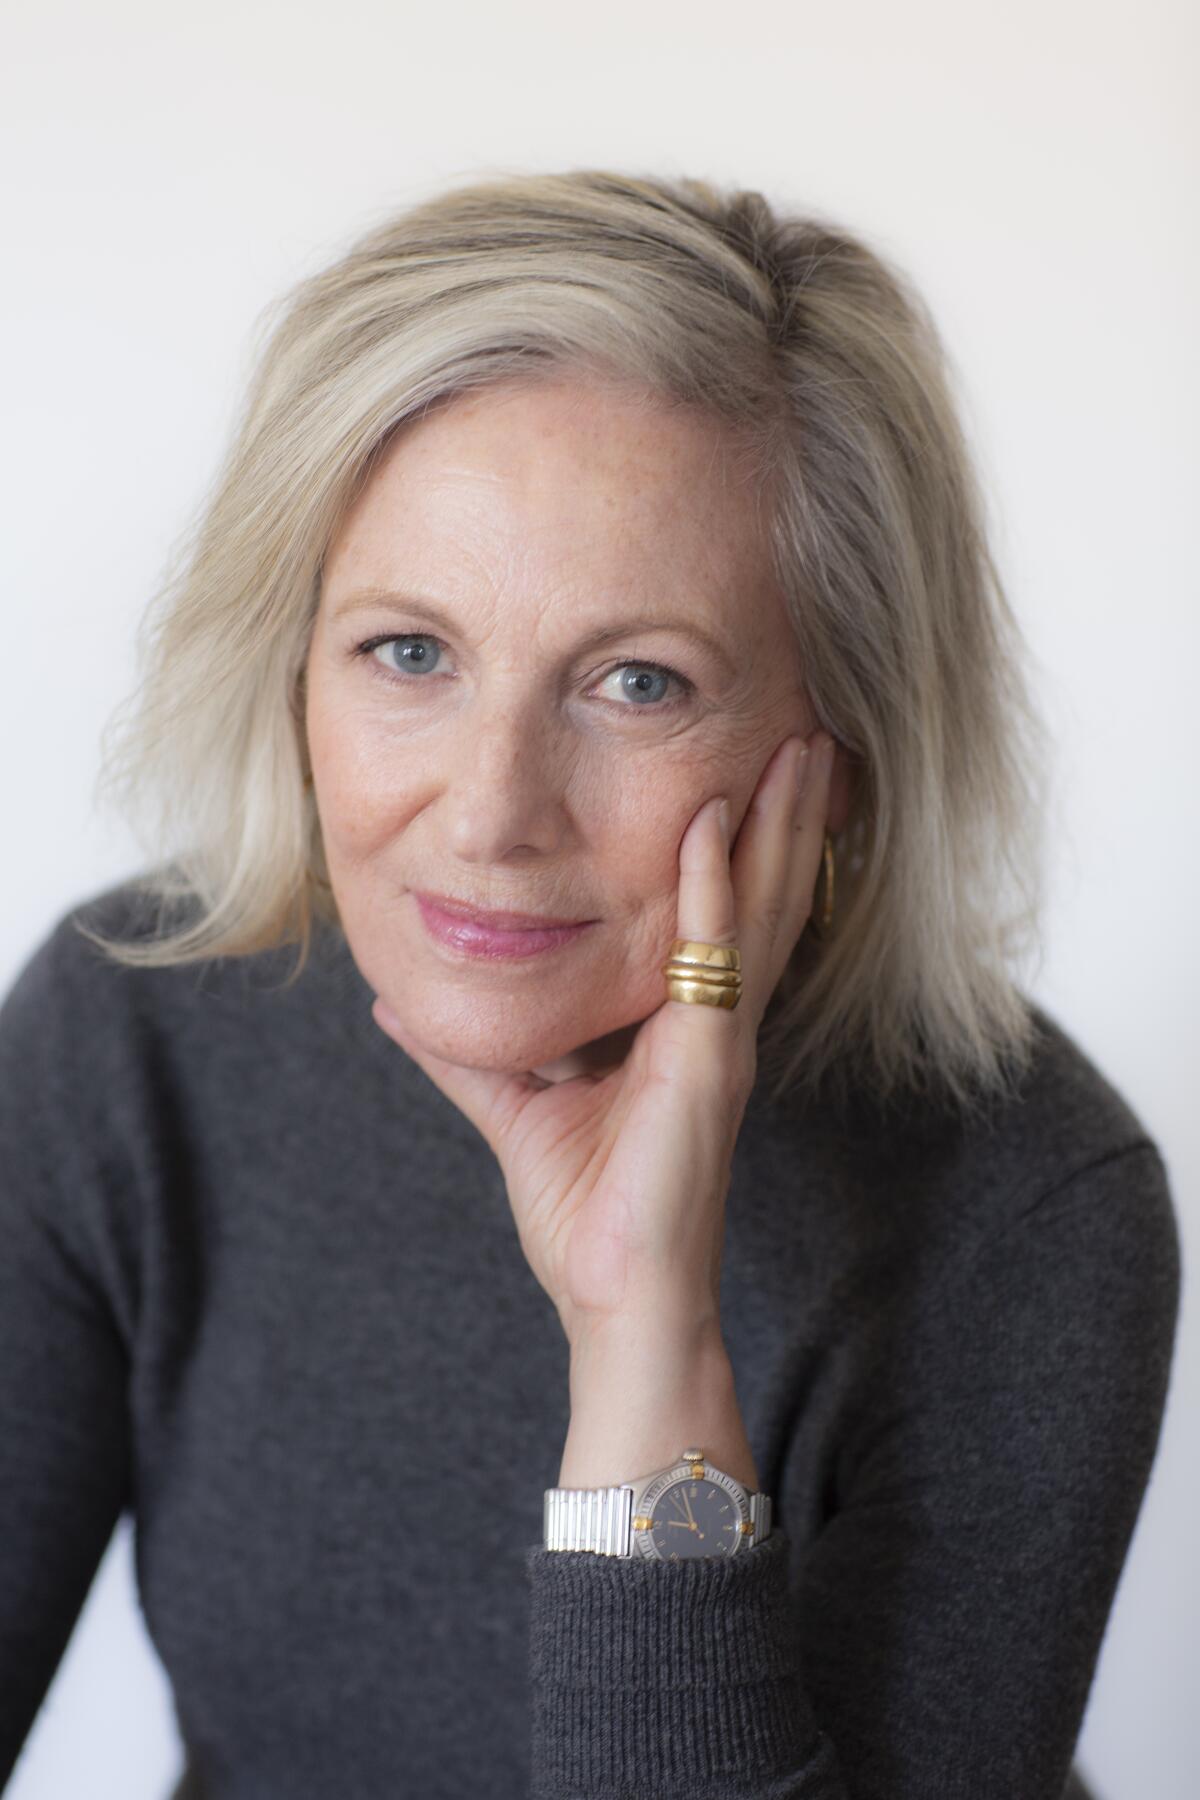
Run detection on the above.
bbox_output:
[314,376,793,703]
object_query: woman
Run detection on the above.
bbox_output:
[0,171,1179,1799]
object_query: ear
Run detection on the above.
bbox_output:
[826,742,859,836]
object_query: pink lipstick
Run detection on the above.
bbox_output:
[413,892,597,960]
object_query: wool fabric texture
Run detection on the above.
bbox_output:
[0,878,1181,1799]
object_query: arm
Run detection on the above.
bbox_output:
[530,1312,845,1796]
[0,926,134,1786]
[525,1141,1181,1798]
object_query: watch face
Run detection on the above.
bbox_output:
[645,1476,742,1559]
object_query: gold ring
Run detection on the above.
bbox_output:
[662,939,742,1011]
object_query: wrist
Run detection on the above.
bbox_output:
[558,1312,758,1491]
[558,1279,720,1356]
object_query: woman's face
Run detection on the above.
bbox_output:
[305,374,831,1081]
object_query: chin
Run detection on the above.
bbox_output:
[398,995,586,1071]
[397,989,649,1076]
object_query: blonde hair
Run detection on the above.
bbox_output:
[80,168,1050,1118]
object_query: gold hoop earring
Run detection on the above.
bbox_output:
[810,833,835,938]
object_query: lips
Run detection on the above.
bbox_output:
[413,890,593,930]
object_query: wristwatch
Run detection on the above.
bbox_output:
[543,1445,773,1559]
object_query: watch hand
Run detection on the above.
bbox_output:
[666,1519,698,1528]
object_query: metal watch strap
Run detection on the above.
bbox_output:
[543,1481,772,1554]
[544,1484,635,1555]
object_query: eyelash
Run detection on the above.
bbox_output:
[351,633,694,713]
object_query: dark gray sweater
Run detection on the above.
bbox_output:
[0,877,1181,1799]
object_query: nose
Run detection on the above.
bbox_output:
[437,691,574,862]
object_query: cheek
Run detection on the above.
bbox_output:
[309,738,408,864]
[595,781,696,904]
[309,714,412,855]
[307,664,718,899]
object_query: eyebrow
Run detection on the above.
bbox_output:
[329,589,733,660]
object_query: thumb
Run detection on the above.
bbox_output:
[370,996,541,1152]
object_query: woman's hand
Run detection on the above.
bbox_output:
[371,728,837,1351]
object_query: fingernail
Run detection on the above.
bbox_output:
[794,738,811,795]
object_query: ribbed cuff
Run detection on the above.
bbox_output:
[525,1530,817,1796]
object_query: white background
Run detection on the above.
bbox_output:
[1,1,1196,1794]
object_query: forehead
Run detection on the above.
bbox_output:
[323,375,774,599]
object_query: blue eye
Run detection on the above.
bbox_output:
[364,633,443,676]
[353,634,692,713]
[594,664,685,708]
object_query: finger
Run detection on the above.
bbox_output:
[678,794,738,949]
[657,790,744,1065]
[732,730,835,1004]
[793,735,837,892]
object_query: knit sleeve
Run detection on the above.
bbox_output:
[0,920,135,1788]
[523,1140,1181,1799]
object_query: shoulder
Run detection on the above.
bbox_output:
[1,870,357,1259]
[0,876,193,1313]
[1,870,317,1148]
[931,1008,1181,1455]
[927,1000,1179,1298]
[2,871,198,1063]
[0,872,204,1140]
[3,867,343,1049]
[840,1005,1181,1455]
[925,1002,1181,1363]
[857,995,1172,1219]
[745,995,1179,1320]
[754,994,1169,1223]
[974,997,1166,1206]
[2,871,382,1149]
